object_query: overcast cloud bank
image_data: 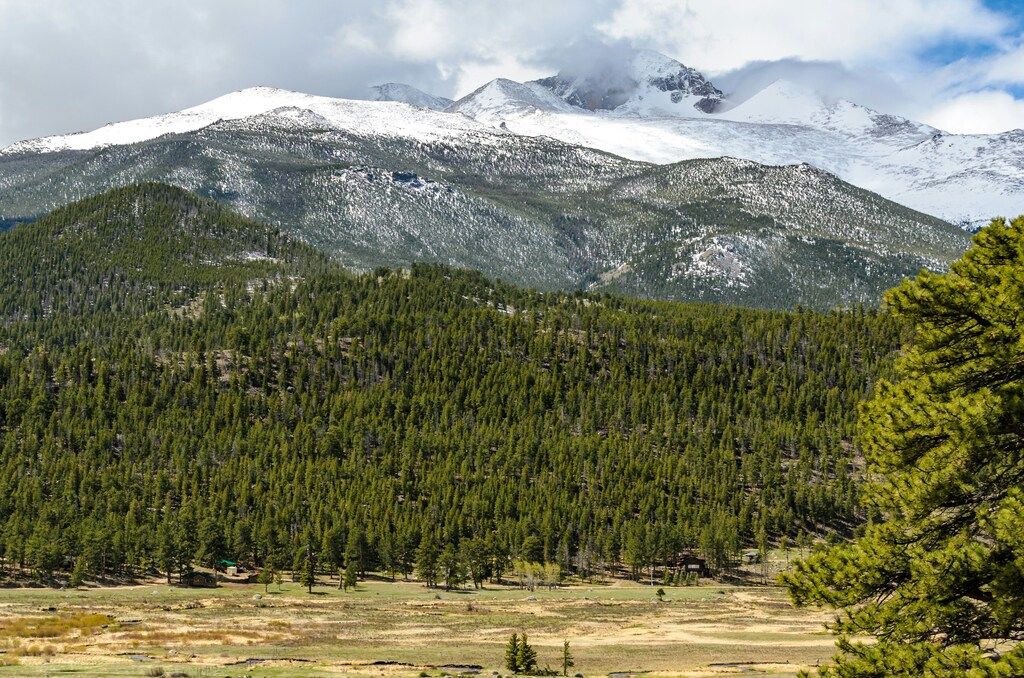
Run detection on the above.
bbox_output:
[0,0,1020,145]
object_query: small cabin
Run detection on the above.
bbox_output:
[181,571,218,588]
[678,554,709,576]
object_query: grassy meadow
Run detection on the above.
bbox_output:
[0,576,835,677]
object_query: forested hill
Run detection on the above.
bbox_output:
[0,182,327,348]
[0,184,903,583]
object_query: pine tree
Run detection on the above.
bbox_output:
[257,567,274,593]
[322,524,345,579]
[300,555,315,594]
[175,511,197,584]
[68,555,88,588]
[516,633,537,674]
[416,533,439,588]
[156,516,176,585]
[438,543,465,590]
[783,216,1024,675]
[343,559,358,591]
[195,517,227,570]
[505,633,520,674]
[561,640,574,676]
[345,526,365,577]
[463,536,491,589]
[301,531,316,594]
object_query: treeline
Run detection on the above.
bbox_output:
[0,184,902,585]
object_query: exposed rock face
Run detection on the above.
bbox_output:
[532,49,724,114]
[532,74,635,111]
[649,70,723,112]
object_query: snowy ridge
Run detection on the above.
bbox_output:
[533,49,723,116]
[717,79,832,126]
[370,83,452,111]
[1,86,491,155]
[0,95,969,310]
[456,77,1020,227]
[1,49,1022,227]
[448,79,577,121]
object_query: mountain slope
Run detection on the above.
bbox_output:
[0,184,903,582]
[455,71,1023,229]
[370,82,453,110]
[0,86,491,155]
[0,104,969,309]
[0,183,324,345]
[449,78,576,119]
[593,158,967,305]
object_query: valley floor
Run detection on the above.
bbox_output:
[0,578,835,677]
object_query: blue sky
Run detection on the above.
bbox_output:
[0,0,1021,146]
[905,0,1024,131]
[919,1,1022,74]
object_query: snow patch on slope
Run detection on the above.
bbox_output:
[448,79,576,122]
[370,83,452,111]
[717,79,829,126]
[680,236,756,288]
[1,86,490,155]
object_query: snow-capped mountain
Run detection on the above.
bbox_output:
[0,52,991,309]
[369,83,452,111]
[448,78,576,119]
[532,49,724,115]
[2,49,1019,228]
[0,82,969,310]
[448,63,1022,229]
[1,86,488,155]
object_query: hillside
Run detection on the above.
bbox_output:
[0,97,970,310]
[0,182,326,347]
[0,185,903,582]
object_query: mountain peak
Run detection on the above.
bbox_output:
[369,83,452,111]
[449,78,574,121]
[532,49,723,115]
[718,78,828,124]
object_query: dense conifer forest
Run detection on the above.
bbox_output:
[0,184,903,584]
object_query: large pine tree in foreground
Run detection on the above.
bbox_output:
[784,216,1024,676]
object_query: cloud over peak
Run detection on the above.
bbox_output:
[0,0,1020,145]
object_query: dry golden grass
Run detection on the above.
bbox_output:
[0,579,835,677]
[0,612,114,639]
[7,643,56,657]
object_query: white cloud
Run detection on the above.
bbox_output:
[925,89,1024,133]
[0,0,1022,144]
[379,0,620,95]
[597,1,1024,132]
[386,0,458,62]
[986,42,1024,83]
[326,23,383,57]
[599,0,1008,72]
[711,59,906,109]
